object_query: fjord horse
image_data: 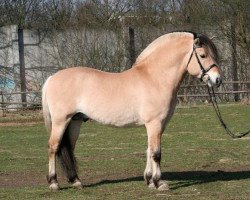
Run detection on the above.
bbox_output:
[42,32,221,190]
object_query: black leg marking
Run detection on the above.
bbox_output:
[152,149,161,163]
[152,149,161,188]
[47,174,57,184]
[145,172,152,185]
[68,175,79,183]
[153,175,161,188]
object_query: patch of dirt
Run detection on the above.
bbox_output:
[1,165,250,189]
[0,110,43,126]
[0,171,46,188]
[218,158,233,164]
[0,170,71,189]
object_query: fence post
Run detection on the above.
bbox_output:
[128,27,136,66]
[18,27,27,108]
[0,91,6,117]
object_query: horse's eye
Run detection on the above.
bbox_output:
[200,54,206,58]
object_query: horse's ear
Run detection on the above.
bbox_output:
[194,38,201,48]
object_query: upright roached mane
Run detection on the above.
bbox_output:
[135,32,219,65]
[136,32,191,64]
[42,31,221,191]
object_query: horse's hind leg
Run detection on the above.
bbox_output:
[47,121,68,190]
[144,120,169,191]
[65,120,83,189]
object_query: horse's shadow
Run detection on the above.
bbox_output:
[83,170,250,190]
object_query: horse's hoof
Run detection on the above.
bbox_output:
[148,182,156,189]
[157,181,169,191]
[72,181,83,189]
[49,183,59,190]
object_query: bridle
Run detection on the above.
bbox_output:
[186,45,218,81]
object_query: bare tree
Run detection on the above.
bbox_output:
[0,0,47,106]
[211,0,250,101]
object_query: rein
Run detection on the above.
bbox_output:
[207,86,250,139]
[186,44,250,139]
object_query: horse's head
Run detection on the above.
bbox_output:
[187,34,222,87]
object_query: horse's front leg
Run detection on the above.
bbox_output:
[144,120,169,191]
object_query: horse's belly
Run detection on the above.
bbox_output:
[96,116,143,127]
[80,104,143,127]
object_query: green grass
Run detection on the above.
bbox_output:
[0,104,249,199]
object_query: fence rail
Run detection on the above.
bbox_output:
[179,80,250,88]
[1,81,249,112]
[177,90,249,97]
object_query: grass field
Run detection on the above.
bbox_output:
[0,104,249,199]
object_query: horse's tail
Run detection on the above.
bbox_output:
[57,122,79,183]
[42,76,52,133]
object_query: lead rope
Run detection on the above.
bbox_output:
[207,85,250,139]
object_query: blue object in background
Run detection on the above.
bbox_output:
[0,77,15,90]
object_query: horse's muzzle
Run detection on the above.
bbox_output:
[205,74,222,88]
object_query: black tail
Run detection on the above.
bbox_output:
[57,125,78,183]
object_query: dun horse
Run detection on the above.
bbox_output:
[42,32,222,190]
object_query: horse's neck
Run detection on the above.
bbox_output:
[134,44,191,91]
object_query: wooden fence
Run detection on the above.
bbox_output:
[0,81,249,113]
